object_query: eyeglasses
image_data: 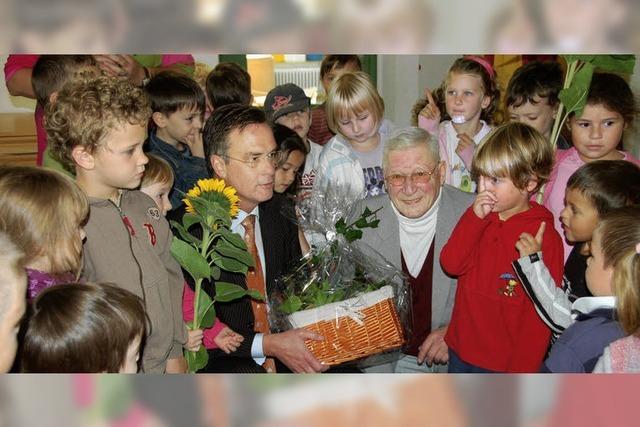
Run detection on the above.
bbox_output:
[222,151,281,168]
[385,163,440,187]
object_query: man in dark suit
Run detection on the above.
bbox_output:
[357,126,473,373]
[199,104,325,373]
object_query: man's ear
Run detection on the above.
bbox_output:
[151,112,168,128]
[437,160,447,186]
[48,91,58,105]
[211,154,227,179]
[71,145,96,170]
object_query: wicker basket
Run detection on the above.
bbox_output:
[287,285,405,365]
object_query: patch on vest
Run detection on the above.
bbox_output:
[147,207,161,220]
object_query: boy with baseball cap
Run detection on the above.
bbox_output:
[264,83,322,193]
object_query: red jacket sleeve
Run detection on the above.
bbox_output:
[440,207,491,276]
[182,283,226,350]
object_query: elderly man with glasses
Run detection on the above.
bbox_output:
[358,127,473,373]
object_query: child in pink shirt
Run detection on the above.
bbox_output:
[543,73,640,260]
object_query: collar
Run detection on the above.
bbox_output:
[390,189,442,228]
[232,206,260,231]
[572,296,616,316]
[149,129,191,157]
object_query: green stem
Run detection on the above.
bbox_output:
[345,206,383,228]
[549,60,578,151]
[194,227,211,328]
[542,59,580,204]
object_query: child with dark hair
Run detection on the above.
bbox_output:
[541,207,640,373]
[271,123,310,254]
[264,83,322,194]
[309,55,362,146]
[271,123,307,195]
[514,160,640,335]
[22,282,146,373]
[543,72,640,260]
[505,60,570,149]
[145,71,209,210]
[205,62,253,111]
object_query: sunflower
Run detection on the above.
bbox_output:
[183,178,240,218]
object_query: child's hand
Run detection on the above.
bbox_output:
[473,176,497,219]
[419,88,441,122]
[516,221,545,258]
[186,328,204,352]
[183,131,205,158]
[455,133,475,169]
[214,327,244,354]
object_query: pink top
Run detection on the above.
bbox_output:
[609,334,640,373]
[4,55,45,165]
[182,283,226,349]
[543,147,640,260]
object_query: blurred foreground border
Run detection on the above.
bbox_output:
[0,0,637,53]
[1,375,639,427]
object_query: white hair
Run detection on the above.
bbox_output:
[383,127,440,170]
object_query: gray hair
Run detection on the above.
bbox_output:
[383,127,440,170]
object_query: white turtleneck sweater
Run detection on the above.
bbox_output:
[390,191,442,278]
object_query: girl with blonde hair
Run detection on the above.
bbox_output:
[0,165,89,299]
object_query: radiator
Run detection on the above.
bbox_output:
[274,63,321,90]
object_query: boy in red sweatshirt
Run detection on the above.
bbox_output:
[441,122,564,372]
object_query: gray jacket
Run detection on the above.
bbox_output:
[82,190,186,373]
[355,185,473,332]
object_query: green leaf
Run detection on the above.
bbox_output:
[170,220,201,245]
[279,295,302,314]
[215,240,255,267]
[335,218,348,235]
[170,238,211,281]
[197,290,216,328]
[213,256,249,274]
[185,346,209,373]
[247,289,265,301]
[559,62,594,117]
[182,213,200,231]
[563,55,595,64]
[344,229,363,243]
[354,217,369,228]
[215,281,250,302]
[211,265,221,281]
[589,55,635,74]
[218,227,248,250]
[194,345,208,369]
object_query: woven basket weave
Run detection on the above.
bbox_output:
[287,286,405,365]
